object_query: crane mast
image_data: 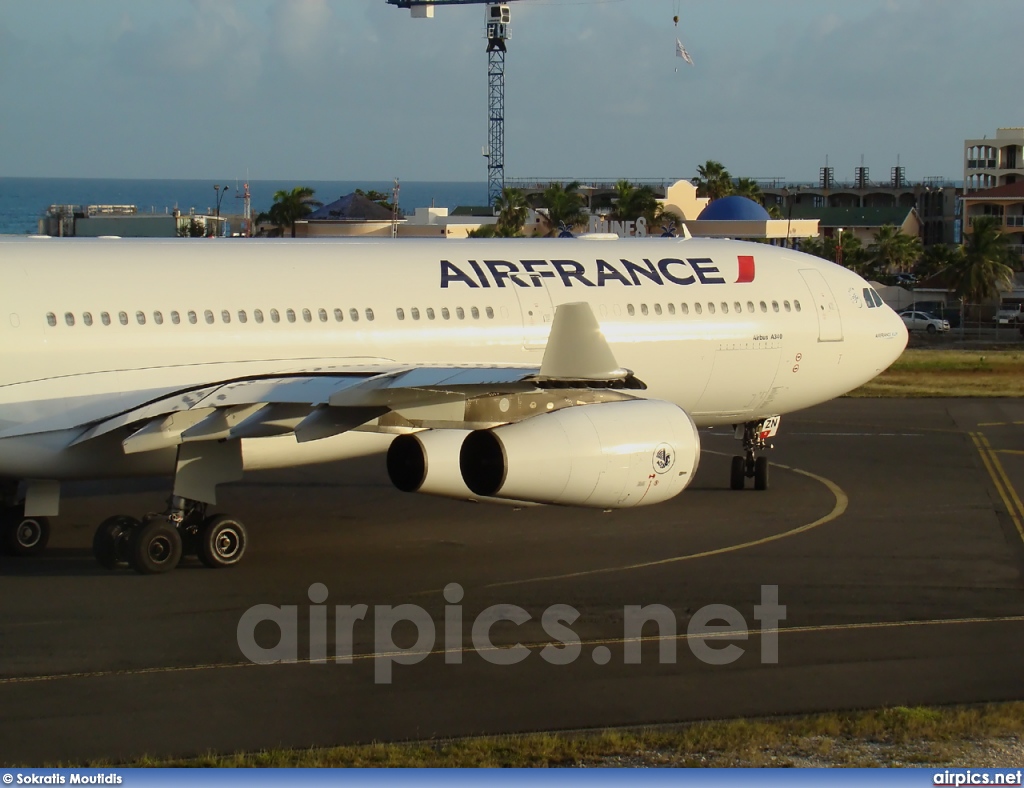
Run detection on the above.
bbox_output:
[386,1,517,208]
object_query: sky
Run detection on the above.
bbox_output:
[0,0,1021,184]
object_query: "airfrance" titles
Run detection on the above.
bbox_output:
[440,258,740,289]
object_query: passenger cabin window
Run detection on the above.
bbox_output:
[667,303,676,315]
[153,311,163,325]
[627,304,635,316]
[64,312,75,327]
[83,312,93,326]
[456,307,465,320]
[759,301,767,313]
[318,308,328,323]
[485,307,495,319]
[747,301,754,313]
[681,303,689,315]
[349,308,359,322]
[101,312,111,326]
[286,309,296,323]
[366,308,375,321]
[171,311,181,325]
[46,312,57,327]
[654,304,662,316]
[721,302,729,314]
[136,311,146,325]
[205,310,215,325]
[640,304,649,316]
[471,306,480,319]
[302,309,312,323]
[795,300,802,312]
[188,311,198,324]
[238,310,247,324]
[708,303,716,315]
[333,308,343,322]
[396,308,405,320]
[784,301,792,312]
[221,310,231,324]
[694,303,702,315]
[254,309,264,324]
[411,307,420,321]
[119,311,129,326]
[426,308,435,320]
[441,307,450,320]
[772,301,780,313]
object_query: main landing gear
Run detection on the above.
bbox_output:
[92,497,248,575]
[0,504,51,557]
[730,417,780,492]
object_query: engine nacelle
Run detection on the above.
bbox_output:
[387,428,476,499]
[386,428,537,506]
[459,399,700,508]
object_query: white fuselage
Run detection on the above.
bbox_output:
[0,236,907,480]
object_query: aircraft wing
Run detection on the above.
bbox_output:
[65,364,547,454]
[45,302,638,455]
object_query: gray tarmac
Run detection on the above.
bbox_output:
[1,398,1023,765]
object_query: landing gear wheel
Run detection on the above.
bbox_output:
[754,456,770,491]
[129,519,182,575]
[93,515,139,570]
[2,509,50,557]
[730,456,746,490]
[198,515,247,568]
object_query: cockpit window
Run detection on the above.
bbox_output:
[863,287,875,308]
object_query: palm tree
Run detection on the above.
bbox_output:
[255,186,323,238]
[611,180,658,223]
[945,216,1015,305]
[692,160,733,200]
[800,233,866,273]
[733,177,763,205]
[540,181,587,236]
[493,187,529,237]
[867,224,923,279]
[916,243,963,280]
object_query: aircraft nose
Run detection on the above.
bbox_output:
[885,307,909,366]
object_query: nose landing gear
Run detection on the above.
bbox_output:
[730,417,779,491]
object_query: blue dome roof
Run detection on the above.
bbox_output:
[697,195,770,221]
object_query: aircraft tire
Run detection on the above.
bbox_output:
[93,516,138,570]
[198,514,247,569]
[754,456,770,491]
[730,456,745,490]
[129,519,182,575]
[2,508,50,557]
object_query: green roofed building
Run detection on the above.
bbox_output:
[787,205,922,246]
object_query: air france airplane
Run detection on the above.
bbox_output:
[0,235,907,574]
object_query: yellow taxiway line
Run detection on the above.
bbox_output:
[970,432,1024,544]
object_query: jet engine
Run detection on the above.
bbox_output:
[459,399,700,508]
[387,428,478,500]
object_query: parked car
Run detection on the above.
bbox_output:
[899,310,950,334]
[994,305,1022,326]
[893,273,918,286]
[905,302,960,328]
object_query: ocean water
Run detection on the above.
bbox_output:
[0,178,488,235]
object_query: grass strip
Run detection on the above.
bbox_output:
[66,702,1024,768]
[850,349,1024,398]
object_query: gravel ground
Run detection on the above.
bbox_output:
[580,736,1024,768]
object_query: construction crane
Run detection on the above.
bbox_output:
[386,1,522,207]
